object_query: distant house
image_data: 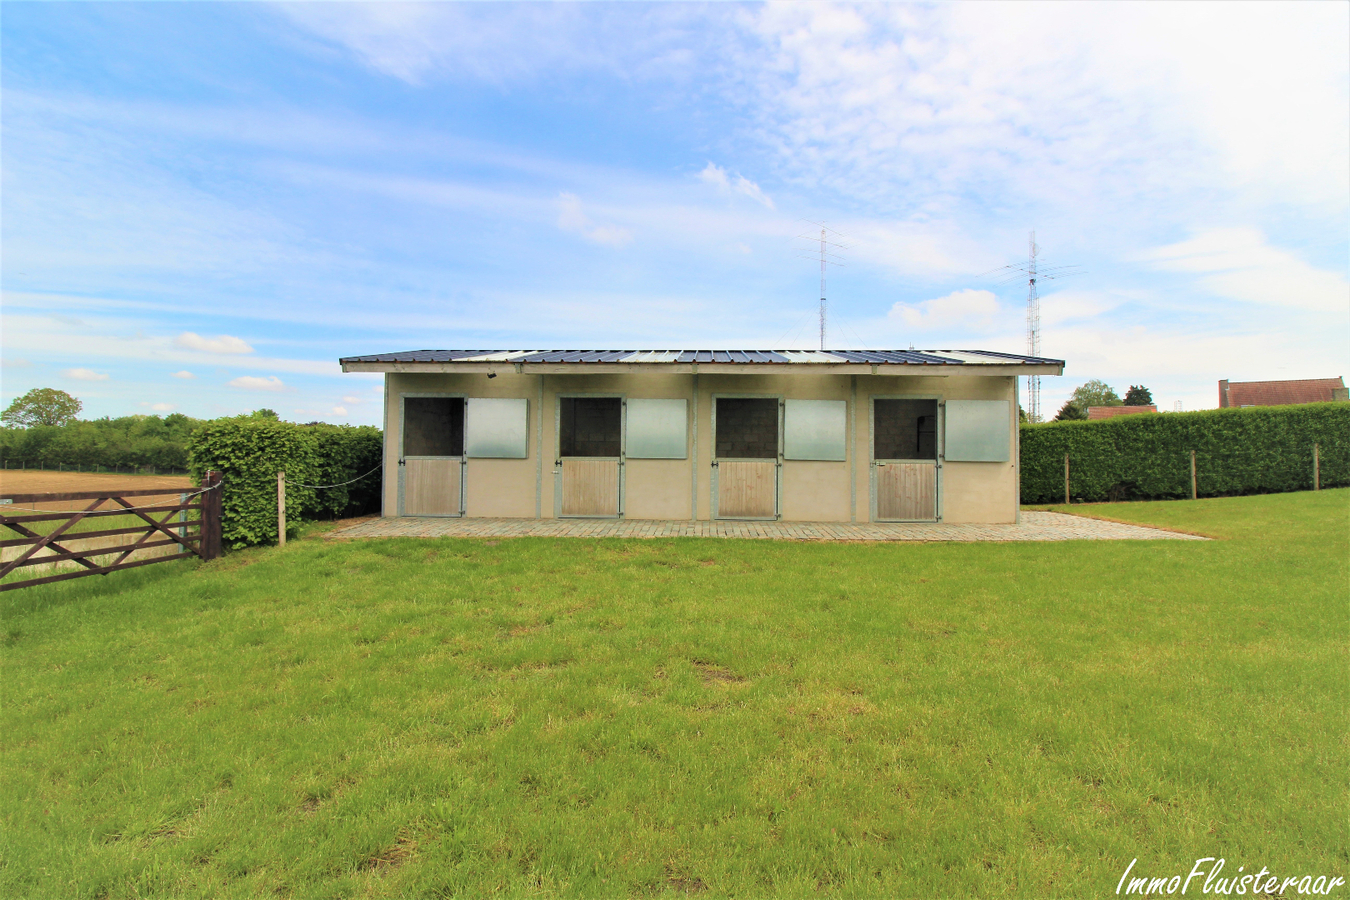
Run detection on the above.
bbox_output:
[1219,377,1347,408]
[1087,405,1156,420]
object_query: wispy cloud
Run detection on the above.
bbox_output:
[888,289,1001,331]
[556,192,633,248]
[228,375,286,392]
[698,163,775,210]
[174,332,254,354]
[63,367,109,381]
[1139,229,1349,314]
[172,370,195,379]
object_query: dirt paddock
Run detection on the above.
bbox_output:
[1,471,195,512]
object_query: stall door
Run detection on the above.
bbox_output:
[558,397,622,517]
[401,396,464,516]
[714,397,779,519]
[872,398,938,521]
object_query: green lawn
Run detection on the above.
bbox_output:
[2,491,1346,898]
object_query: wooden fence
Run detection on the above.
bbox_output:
[0,471,222,592]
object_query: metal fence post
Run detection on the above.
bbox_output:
[277,471,286,546]
[1190,450,1197,501]
[1064,454,1070,505]
[1314,443,1320,491]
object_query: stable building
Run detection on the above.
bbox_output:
[339,349,1065,525]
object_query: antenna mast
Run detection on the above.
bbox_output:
[819,227,827,350]
[794,222,848,350]
[1026,231,1041,422]
[982,233,1081,422]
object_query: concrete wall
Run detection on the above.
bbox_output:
[381,370,1018,524]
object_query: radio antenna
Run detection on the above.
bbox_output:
[794,222,849,350]
[983,231,1081,421]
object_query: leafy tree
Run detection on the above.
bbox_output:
[1,388,82,427]
[1123,385,1154,406]
[1069,380,1121,409]
[1054,400,1088,421]
[1019,405,1029,424]
[250,408,280,420]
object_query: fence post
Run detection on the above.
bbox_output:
[1190,450,1197,501]
[1064,454,1070,505]
[1314,443,1320,491]
[200,471,223,560]
[277,471,286,546]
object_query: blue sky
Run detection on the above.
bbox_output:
[3,1,1347,425]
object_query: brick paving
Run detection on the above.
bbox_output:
[328,511,1205,543]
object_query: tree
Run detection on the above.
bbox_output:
[1054,400,1088,421]
[1,388,82,427]
[1069,380,1121,409]
[250,408,280,420]
[1123,385,1154,406]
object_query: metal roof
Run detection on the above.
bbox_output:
[340,349,1064,367]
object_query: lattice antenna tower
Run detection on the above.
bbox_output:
[984,232,1081,422]
[794,222,849,350]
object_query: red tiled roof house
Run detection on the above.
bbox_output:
[1219,377,1347,408]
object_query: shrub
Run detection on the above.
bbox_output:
[186,418,382,549]
[1020,402,1349,504]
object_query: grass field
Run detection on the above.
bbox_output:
[1,491,1346,898]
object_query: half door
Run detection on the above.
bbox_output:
[557,396,622,517]
[400,396,464,516]
[714,397,779,519]
[872,398,938,521]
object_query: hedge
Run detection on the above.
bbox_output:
[1019,402,1349,504]
[0,414,202,471]
[187,419,382,549]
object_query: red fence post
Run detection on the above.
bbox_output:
[200,470,223,560]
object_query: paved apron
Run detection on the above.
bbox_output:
[328,511,1205,543]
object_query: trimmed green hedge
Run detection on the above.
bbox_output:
[187,419,382,549]
[1020,403,1349,504]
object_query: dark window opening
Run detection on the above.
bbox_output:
[874,399,938,460]
[404,397,464,456]
[715,398,779,459]
[560,397,622,457]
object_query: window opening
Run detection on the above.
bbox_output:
[559,397,621,458]
[874,399,938,460]
[715,398,778,459]
[404,397,464,456]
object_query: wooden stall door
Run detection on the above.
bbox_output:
[875,462,937,521]
[404,458,462,516]
[560,459,620,517]
[717,460,777,519]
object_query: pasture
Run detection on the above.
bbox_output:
[1,490,1345,898]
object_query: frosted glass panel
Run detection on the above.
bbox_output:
[465,398,529,458]
[627,399,687,459]
[783,399,847,461]
[945,400,1009,462]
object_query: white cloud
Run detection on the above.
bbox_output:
[172,370,195,379]
[697,163,775,210]
[2,357,32,369]
[63,367,109,381]
[1140,229,1349,314]
[332,406,348,416]
[341,395,362,404]
[228,375,286,391]
[889,289,1001,331]
[556,192,632,247]
[174,332,254,354]
[140,401,176,412]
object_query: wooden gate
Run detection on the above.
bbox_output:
[1,472,223,592]
[560,459,621,517]
[716,460,778,519]
[874,462,937,521]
